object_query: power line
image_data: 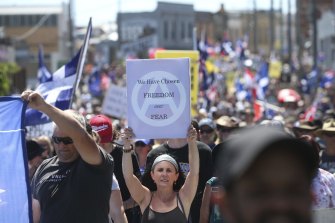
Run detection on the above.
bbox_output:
[13,14,50,41]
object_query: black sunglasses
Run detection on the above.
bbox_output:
[217,126,234,133]
[200,129,214,134]
[323,131,335,137]
[52,136,74,145]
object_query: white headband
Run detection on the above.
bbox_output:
[151,154,178,171]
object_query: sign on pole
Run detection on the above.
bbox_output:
[126,58,191,139]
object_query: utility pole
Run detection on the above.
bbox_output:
[270,0,274,54]
[287,0,292,65]
[311,0,318,69]
[279,0,284,58]
[117,0,122,49]
[296,0,302,68]
[253,0,258,54]
[68,0,74,57]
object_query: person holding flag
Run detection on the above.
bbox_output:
[21,90,114,223]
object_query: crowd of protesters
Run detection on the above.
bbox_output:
[23,41,335,222]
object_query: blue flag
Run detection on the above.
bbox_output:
[0,97,31,223]
[37,45,52,83]
[88,68,102,97]
[25,18,92,126]
[255,62,269,100]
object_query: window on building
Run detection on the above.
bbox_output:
[19,15,25,26]
[320,39,324,51]
[332,49,335,61]
[332,36,335,45]
[171,20,176,40]
[4,16,10,26]
[28,15,33,26]
[50,15,58,26]
[181,22,185,40]
[164,21,168,40]
[188,22,193,39]
[22,15,29,26]
[31,15,37,25]
[45,15,57,26]
[45,15,52,26]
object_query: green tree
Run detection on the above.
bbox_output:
[0,62,20,96]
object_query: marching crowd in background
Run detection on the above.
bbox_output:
[23,40,335,223]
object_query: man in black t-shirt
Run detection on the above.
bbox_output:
[145,139,212,223]
[22,90,114,223]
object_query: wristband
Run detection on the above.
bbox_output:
[123,144,133,153]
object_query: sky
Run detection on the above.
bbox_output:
[0,0,296,26]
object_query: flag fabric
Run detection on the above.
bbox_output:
[37,45,52,83]
[307,68,319,91]
[254,100,282,121]
[0,97,31,223]
[25,18,92,126]
[235,68,255,102]
[320,70,335,89]
[255,62,269,100]
[235,77,249,101]
[88,68,102,97]
[302,92,323,121]
[243,68,255,89]
[25,50,80,126]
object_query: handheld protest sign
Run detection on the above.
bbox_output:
[126,58,191,139]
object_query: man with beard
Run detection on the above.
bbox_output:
[214,125,318,223]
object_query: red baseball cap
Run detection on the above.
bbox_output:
[89,115,113,143]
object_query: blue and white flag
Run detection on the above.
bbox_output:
[37,45,52,83]
[25,50,80,126]
[25,18,92,126]
[0,97,31,223]
[255,62,269,100]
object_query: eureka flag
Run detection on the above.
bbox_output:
[0,97,31,223]
[37,45,52,83]
[25,18,92,126]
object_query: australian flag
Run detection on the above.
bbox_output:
[25,18,92,126]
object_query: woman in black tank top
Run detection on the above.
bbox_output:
[121,126,199,223]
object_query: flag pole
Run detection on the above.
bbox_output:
[70,17,92,108]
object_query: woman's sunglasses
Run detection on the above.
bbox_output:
[52,136,74,145]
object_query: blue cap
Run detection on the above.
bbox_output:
[199,118,216,129]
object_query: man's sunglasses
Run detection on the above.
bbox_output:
[200,129,214,134]
[217,126,234,133]
[52,136,74,145]
[322,131,335,137]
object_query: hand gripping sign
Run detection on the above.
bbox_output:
[126,58,191,139]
